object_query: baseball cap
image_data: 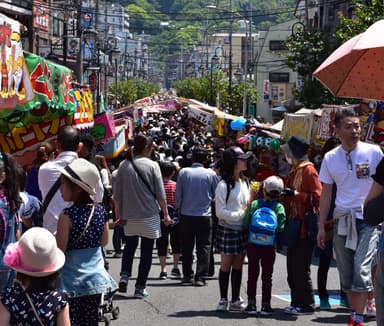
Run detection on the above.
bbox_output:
[232,146,252,160]
[263,176,284,195]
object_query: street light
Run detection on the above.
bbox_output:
[76,26,98,84]
[83,27,101,113]
[210,49,220,106]
[207,1,233,107]
[110,47,120,109]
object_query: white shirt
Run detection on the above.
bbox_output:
[38,152,104,233]
[215,179,250,229]
[319,142,383,212]
[38,151,78,233]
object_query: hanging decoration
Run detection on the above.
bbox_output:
[0,13,34,109]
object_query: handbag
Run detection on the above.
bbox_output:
[364,193,384,226]
[281,218,302,248]
[304,193,319,245]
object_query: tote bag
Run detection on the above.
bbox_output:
[281,218,301,248]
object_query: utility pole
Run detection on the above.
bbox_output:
[63,4,68,65]
[75,0,83,83]
[242,19,248,117]
[228,0,233,109]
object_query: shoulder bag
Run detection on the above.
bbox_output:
[304,193,319,245]
[38,178,61,226]
[129,159,156,199]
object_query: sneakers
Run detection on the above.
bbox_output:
[284,306,314,315]
[118,275,128,293]
[229,299,246,312]
[260,305,275,316]
[320,298,331,310]
[171,267,181,278]
[194,279,207,287]
[113,251,122,258]
[134,287,149,299]
[340,295,351,309]
[181,276,193,285]
[348,315,365,326]
[365,299,376,318]
[216,298,228,312]
[244,303,257,315]
[159,271,167,280]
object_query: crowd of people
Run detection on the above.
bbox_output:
[0,107,382,326]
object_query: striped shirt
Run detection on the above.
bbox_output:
[163,180,176,208]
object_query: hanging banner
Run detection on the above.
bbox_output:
[263,80,270,102]
[0,13,34,109]
[317,105,358,140]
[73,87,93,129]
[188,105,214,125]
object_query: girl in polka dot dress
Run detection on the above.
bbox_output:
[56,158,117,325]
[0,227,70,325]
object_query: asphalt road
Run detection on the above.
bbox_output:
[103,237,377,326]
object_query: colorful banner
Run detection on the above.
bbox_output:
[98,125,126,160]
[5,114,73,157]
[72,87,93,129]
[0,13,34,109]
[92,112,116,143]
[18,52,76,113]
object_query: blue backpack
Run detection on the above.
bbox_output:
[249,200,278,246]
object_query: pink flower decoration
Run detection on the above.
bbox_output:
[3,242,20,268]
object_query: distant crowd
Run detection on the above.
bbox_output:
[0,108,383,326]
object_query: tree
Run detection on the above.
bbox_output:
[173,74,258,115]
[109,78,160,105]
[284,27,341,108]
[335,0,384,42]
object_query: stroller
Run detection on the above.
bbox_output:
[98,288,120,325]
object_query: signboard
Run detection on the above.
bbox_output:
[33,1,49,31]
[188,105,213,125]
[263,80,270,102]
[67,38,80,57]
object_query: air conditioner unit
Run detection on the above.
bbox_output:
[118,64,124,73]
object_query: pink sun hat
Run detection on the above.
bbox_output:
[3,227,65,277]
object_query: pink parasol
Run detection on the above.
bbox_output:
[313,19,384,100]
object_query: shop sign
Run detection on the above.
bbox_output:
[33,1,49,31]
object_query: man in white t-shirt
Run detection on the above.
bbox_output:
[38,127,103,234]
[317,110,383,326]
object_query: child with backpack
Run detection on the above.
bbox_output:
[243,175,286,315]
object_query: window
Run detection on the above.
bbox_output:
[269,72,289,83]
[269,40,287,51]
